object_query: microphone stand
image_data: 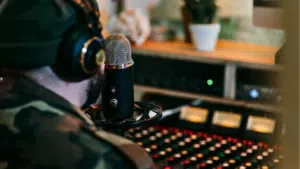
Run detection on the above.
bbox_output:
[94,119,133,138]
[84,102,163,138]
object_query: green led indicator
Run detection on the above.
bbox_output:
[207,79,213,86]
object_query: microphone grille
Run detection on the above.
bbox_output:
[104,34,132,65]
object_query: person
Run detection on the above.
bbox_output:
[0,0,153,169]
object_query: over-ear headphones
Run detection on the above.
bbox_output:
[53,0,105,82]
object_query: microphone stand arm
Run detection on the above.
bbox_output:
[84,102,163,138]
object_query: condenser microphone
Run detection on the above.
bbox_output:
[85,34,162,132]
[102,34,134,121]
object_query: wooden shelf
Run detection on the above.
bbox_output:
[132,40,283,71]
[134,84,282,114]
[132,40,283,112]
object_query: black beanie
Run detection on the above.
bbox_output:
[0,0,77,69]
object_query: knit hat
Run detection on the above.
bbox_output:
[0,0,77,69]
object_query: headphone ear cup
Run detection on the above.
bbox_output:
[52,0,105,82]
[54,28,95,82]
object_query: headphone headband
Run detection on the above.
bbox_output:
[71,0,102,37]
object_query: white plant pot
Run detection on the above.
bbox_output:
[189,23,221,51]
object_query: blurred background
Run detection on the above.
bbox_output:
[97,0,284,46]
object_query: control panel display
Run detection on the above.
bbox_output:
[212,111,242,128]
[180,106,209,123]
[246,115,276,134]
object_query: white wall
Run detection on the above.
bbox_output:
[217,0,253,17]
[150,0,182,20]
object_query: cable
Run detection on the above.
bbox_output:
[160,99,203,120]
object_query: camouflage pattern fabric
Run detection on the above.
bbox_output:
[0,75,154,169]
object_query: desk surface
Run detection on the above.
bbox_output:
[132,40,281,70]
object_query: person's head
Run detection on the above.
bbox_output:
[0,0,106,108]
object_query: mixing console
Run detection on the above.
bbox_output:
[125,125,284,169]
[86,93,284,169]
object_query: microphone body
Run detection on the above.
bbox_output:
[102,34,135,121]
[102,64,134,120]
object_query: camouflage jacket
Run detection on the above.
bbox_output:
[0,75,153,169]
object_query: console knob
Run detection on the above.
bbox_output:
[110,99,118,107]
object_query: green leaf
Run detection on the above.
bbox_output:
[184,0,218,24]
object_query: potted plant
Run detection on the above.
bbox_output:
[185,0,220,51]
